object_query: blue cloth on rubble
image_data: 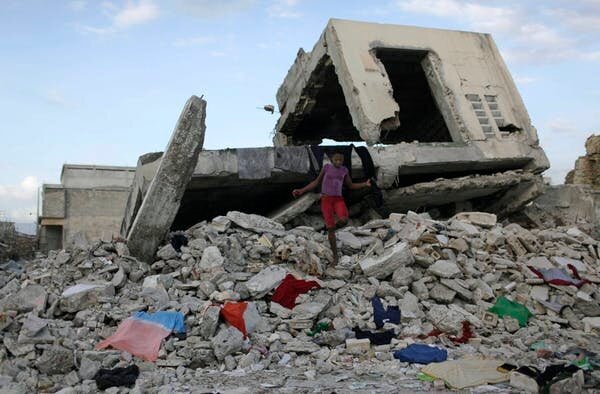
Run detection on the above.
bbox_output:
[371,296,400,328]
[393,344,448,364]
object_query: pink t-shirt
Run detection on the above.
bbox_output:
[321,163,348,196]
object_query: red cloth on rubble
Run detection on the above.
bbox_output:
[220,302,260,337]
[271,274,320,309]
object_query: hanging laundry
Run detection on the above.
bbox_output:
[371,296,400,328]
[271,274,320,309]
[93,365,140,390]
[527,265,588,287]
[393,344,447,364]
[352,327,395,346]
[488,296,532,327]
[220,301,261,338]
[96,311,185,362]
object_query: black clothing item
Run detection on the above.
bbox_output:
[93,365,140,390]
[170,234,188,252]
[352,328,395,346]
[353,146,375,178]
[536,364,579,386]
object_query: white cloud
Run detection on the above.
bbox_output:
[173,36,215,47]
[79,0,159,35]
[177,0,256,19]
[41,88,71,107]
[0,176,40,201]
[113,1,159,28]
[267,0,303,18]
[396,0,600,65]
[546,118,580,134]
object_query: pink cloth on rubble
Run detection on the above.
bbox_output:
[96,319,172,361]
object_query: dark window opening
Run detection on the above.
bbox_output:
[285,55,362,145]
[375,48,453,143]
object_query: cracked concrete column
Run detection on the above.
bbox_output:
[127,96,206,262]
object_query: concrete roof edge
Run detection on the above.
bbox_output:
[327,18,490,37]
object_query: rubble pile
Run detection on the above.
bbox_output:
[1,210,600,392]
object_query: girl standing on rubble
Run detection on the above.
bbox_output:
[292,152,371,266]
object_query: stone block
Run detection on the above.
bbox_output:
[345,338,370,354]
[427,260,461,278]
[211,327,244,361]
[359,242,413,279]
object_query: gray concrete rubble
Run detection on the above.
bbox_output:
[127,96,207,263]
[2,208,600,392]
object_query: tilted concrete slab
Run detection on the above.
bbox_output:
[274,19,543,150]
[127,96,206,262]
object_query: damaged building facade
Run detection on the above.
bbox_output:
[39,19,550,260]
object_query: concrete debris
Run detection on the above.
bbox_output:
[1,208,599,392]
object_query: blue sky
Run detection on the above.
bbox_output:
[1,0,599,223]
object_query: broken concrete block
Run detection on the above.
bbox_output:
[503,317,520,333]
[245,266,287,297]
[392,266,414,287]
[127,96,207,263]
[337,231,362,250]
[78,352,103,380]
[292,301,327,320]
[211,327,244,361]
[0,285,47,313]
[60,283,115,313]
[359,242,413,279]
[452,212,497,228]
[157,244,178,260]
[36,346,74,375]
[427,260,461,278]
[226,211,286,236]
[399,291,422,321]
[198,306,220,339]
[270,193,320,224]
[345,338,370,354]
[440,279,473,301]
[111,267,127,288]
[510,370,539,392]
[429,283,456,304]
[199,246,224,272]
[530,286,549,301]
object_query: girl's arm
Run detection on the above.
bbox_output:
[293,168,326,197]
[344,174,371,190]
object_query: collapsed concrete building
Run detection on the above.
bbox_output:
[40,19,551,261]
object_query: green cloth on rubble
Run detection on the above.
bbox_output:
[488,296,532,327]
[306,322,330,337]
[417,372,436,382]
[571,356,592,371]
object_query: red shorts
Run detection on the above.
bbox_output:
[321,195,348,229]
